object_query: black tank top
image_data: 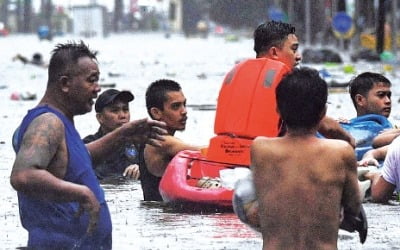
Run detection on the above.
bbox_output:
[138,144,163,201]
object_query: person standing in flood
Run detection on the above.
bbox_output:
[139,79,201,201]
[254,20,355,145]
[252,68,361,249]
[10,41,166,249]
[349,72,394,146]
[83,89,140,181]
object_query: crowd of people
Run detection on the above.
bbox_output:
[9,20,400,249]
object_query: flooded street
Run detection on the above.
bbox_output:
[1,33,400,249]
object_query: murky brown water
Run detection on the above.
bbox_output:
[1,33,400,249]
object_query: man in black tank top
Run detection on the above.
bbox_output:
[140,79,201,201]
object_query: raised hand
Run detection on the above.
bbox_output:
[120,118,167,147]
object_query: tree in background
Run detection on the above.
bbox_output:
[23,0,32,33]
[113,0,123,32]
[0,0,9,29]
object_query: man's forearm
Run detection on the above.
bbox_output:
[86,128,125,163]
[319,116,355,147]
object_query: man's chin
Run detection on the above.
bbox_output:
[381,111,391,118]
[176,126,186,131]
[77,107,91,116]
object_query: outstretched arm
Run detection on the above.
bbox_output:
[358,145,388,166]
[87,118,167,164]
[372,128,400,148]
[365,172,395,203]
[319,116,356,147]
[144,135,201,177]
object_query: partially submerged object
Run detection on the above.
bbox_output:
[302,48,343,64]
[10,91,37,101]
[159,150,235,208]
[159,58,290,208]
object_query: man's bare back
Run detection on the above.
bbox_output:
[252,135,360,250]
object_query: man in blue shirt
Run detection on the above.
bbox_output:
[10,41,166,249]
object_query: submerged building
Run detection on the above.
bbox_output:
[71,4,108,38]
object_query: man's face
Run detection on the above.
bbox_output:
[275,34,301,69]
[361,82,392,117]
[156,90,187,133]
[97,100,131,133]
[68,57,101,115]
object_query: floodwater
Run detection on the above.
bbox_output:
[1,32,400,249]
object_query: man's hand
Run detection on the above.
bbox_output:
[87,118,167,164]
[123,164,140,179]
[358,157,379,167]
[75,187,100,235]
[363,170,381,182]
[336,117,350,124]
[121,118,167,147]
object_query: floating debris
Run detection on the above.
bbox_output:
[197,73,207,79]
[10,91,37,101]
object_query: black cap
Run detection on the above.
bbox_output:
[95,89,134,113]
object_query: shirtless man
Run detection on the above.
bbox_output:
[254,20,355,146]
[251,68,361,249]
[139,79,201,201]
[10,41,166,248]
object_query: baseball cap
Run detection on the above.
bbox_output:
[95,89,134,113]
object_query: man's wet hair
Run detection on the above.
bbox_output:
[276,67,327,129]
[145,79,182,119]
[253,20,296,57]
[348,72,391,108]
[48,40,98,85]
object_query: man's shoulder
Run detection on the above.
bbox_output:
[252,136,275,144]
[28,112,65,133]
[17,112,67,157]
[322,137,354,151]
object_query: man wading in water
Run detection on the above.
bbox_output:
[10,41,166,249]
